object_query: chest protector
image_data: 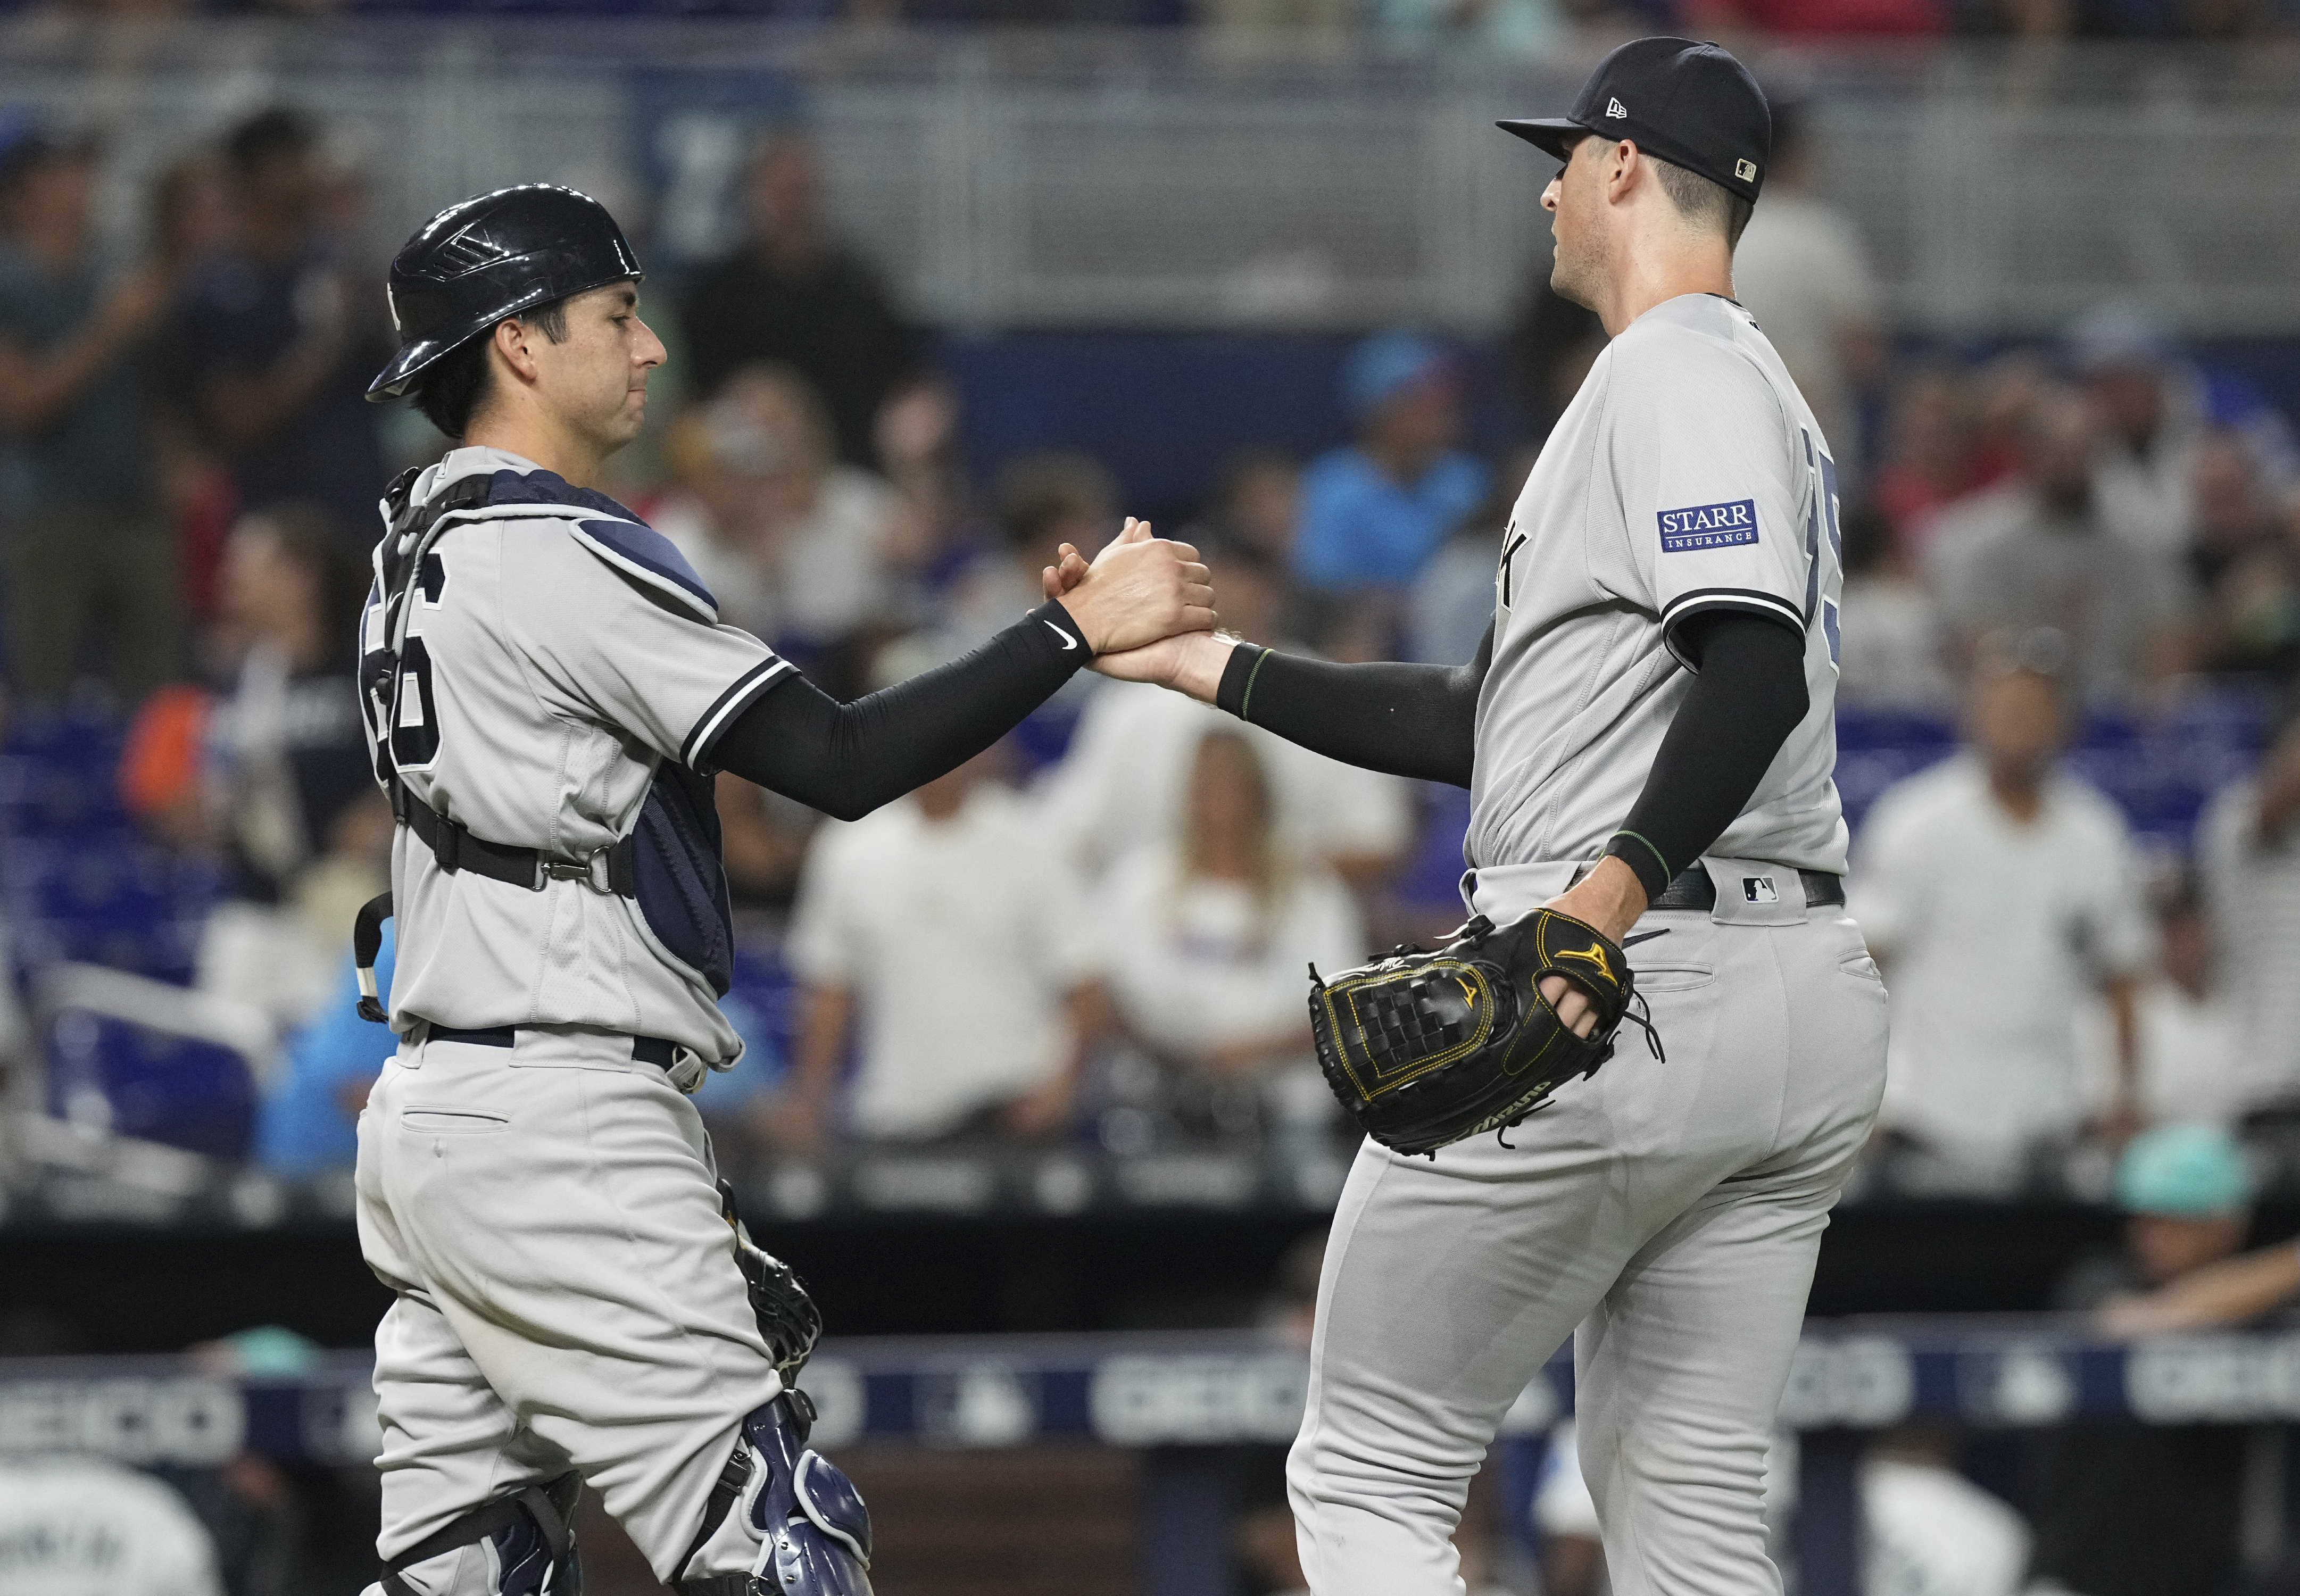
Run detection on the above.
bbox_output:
[353,466,738,1020]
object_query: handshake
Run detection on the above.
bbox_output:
[1037,517,1234,700]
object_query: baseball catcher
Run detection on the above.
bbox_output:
[351,184,1211,1596]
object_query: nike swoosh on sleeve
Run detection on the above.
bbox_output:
[1043,619,1079,651]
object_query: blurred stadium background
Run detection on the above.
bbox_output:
[5,7,2300,1595]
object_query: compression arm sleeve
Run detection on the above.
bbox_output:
[1600,612,1810,902]
[1211,621,1492,788]
[705,601,1087,821]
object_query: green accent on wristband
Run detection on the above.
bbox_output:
[1609,829,1672,884]
[1236,646,1274,723]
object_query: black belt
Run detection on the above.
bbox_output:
[422,1022,680,1070]
[393,783,636,897]
[1646,862,1845,911]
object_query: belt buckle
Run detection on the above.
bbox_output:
[539,852,617,894]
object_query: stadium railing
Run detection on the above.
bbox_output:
[0,28,2297,337]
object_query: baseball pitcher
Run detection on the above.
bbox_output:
[1081,38,1890,1596]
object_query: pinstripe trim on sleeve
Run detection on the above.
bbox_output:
[682,656,795,771]
[1658,587,1805,670]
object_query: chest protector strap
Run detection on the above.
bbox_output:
[353,469,642,1021]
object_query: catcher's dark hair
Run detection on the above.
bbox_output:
[412,297,571,441]
[225,108,318,177]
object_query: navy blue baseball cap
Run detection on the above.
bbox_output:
[1499,37,1772,205]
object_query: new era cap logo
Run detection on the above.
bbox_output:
[1606,97,1629,119]
[1736,157,1757,182]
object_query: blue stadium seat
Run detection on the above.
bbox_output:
[1396,783,1474,912]
[3,716,228,1146]
[44,1010,256,1159]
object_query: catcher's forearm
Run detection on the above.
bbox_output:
[1601,612,1809,901]
[709,601,1087,818]
[1215,620,1492,787]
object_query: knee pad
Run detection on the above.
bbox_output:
[380,1472,582,1596]
[675,1391,872,1596]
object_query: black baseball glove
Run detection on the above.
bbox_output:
[1308,908,1656,1157]
[719,1180,824,1380]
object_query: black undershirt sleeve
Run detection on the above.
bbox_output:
[1599,611,1810,902]
[1208,610,1806,904]
[1213,621,1492,788]
[703,600,1087,821]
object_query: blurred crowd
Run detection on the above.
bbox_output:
[15,0,2300,47]
[5,95,2300,1208]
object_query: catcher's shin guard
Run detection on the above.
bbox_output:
[376,1470,583,1596]
[674,1391,872,1596]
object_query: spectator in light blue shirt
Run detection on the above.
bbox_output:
[255,924,786,1176]
[255,924,397,1176]
[1293,331,1490,595]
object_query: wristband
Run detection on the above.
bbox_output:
[1216,644,1272,722]
[1028,599,1093,660]
[1602,830,1673,904]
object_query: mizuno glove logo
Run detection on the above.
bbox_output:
[1553,942,1615,985]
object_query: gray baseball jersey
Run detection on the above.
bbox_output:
[1470,293,1848,878]
[359,445,791,1062]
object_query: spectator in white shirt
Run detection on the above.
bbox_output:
[1038,538,1410,887]
[1861,1430,2032,1596]
[0,1455,223,1596]
[1097,729,1365,1140]
[1834,502,1953,712]
[765,744,1101,1147]
[2198,719,2300,1112]
[654,363,907,656]
[2076,880,2248,1129]
[2068,307,2300,568]
[1726,102,1885,489]
[2070,305,2207,566]
[1929,389,2189,706]
[1854,644,2154,1187]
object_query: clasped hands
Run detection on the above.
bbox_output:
[1040,519,1236,700]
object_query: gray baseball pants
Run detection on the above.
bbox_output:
[1288,865,1888,1596]
[355,1026,780,1590]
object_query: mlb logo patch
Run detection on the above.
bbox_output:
[1742,876,1780,904]
[1658,499,1759,553]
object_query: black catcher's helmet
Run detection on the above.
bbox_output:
[367,184,643,402]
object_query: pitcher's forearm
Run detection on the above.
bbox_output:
[1214,621,1492,787]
